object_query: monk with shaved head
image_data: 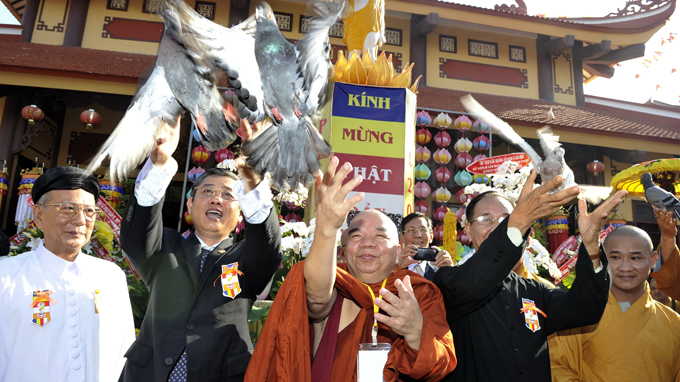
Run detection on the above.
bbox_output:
[246,157,456,382]
[551,225,680,381]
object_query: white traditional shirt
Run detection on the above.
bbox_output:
[0,241,135,382]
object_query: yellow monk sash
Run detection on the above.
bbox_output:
[363,278,389,346]
[582,288,655,369]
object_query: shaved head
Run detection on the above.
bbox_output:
[604,226,653,256]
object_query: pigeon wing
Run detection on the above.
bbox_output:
[537,126,561,157]
[645,186,680,219]
[461,95,543,168]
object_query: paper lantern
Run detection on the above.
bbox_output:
[454,152,473,168]
[433,225,444,241]
[21,105,44,126]
[80,109,102,130]
[454,189,471,204]
[434,187,451,203]
[415,199,430,215]
[193,129,202,142]
[215,148,235,163]
[472,135,491,151]
[473,154,488,162]
[454,170,473,186]
[473,119,490,134]
[454,115,472,132]
[586,160,605,176]
[456,207,466,222]
[435,166,451,183]
[414,164,431,180]
[414,181,431,199]
[434,205,449,222]
[434,131,451,148]
[416,128,432,145]
[433,112,452,129]
[473,174,490,184]
[188,166,205,182]
[433,148,452,165]
[457,231,471,245]
[184,211,193,225]
[416,110,432,127]
[415,146,431,163]
[192,145,210,164]
[285,201,301,211]
[454,138,472,153]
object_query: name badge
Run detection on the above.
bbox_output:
[221,262,243,299]
[357,343,391,382]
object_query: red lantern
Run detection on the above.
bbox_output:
[416,128,432,145]
[188,166,205,182]
[586,160,605,177]
[415,199,430,215]
[473,154,488,162]
[192,145,210,164]
[455,207,466,222]
[414,181,431,199]
[214,148,235,163]
[434,131,451,148]
[21,105,44,126]
[457,231,471,245]
[455,189,471,204]
[472,135,491,151]
[184,211,193,225]
[434,205,449,221]
[435,166,451,183]
[433,225,444,241]
[454,152,473,168]
[80,109,102,130]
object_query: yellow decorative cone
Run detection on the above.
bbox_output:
[334,50,420,91]
[389,63,413,88]
[361,50,375,72]
[334,51,347,79]
[347,54,367,84]
[410,75,422,94]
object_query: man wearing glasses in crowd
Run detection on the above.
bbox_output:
[118,119,281,382]
[0,166,135,382]
[396,212,453,280]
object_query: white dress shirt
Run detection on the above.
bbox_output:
[0,241,135,382]
[134,157,273,224]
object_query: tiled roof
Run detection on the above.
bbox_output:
[416,86,680,142]
[0,42,155,81]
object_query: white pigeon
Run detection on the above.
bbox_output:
[461,95,612,204]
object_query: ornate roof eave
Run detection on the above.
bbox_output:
[563,0,675,30]
[2,0,23,22]
[388,0,675,44]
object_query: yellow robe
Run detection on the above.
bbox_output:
[550,285,680,382]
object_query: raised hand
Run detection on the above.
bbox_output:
[150,117,181,167]
[313,156,364,238]
[396,244,420,269]
[653,205,678,262]
[375,275,424,350]
[434,249,454,268]
[578,190,628,257]
[508,170,580,235]
[234,118,264,193]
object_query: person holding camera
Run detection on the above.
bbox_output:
[396,212,454,281]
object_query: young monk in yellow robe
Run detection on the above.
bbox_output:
[550,226,680,382]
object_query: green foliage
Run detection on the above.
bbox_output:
[557,272,575,290]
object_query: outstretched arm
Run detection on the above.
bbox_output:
[305,157,364,322]
[651,206,680,300]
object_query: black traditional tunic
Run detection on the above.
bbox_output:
[434,219,610,382]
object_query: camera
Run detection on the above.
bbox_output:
[413,248,438,261]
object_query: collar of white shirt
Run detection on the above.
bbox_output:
[196,235,221,252]
[35,240,85,279]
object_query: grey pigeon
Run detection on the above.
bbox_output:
[180,0,343,192]
[461,95,611,204]
[642,172,680,219]
[87,3,246,180]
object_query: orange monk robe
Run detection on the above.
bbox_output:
[244,261,456,382]
[651,245,680,301]
[549,285,680,382]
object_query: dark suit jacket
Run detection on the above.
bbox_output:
[119,194,281,382]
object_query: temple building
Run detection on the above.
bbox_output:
[0,0,677,240]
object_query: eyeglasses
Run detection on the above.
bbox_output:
[38,202,101,221]
[194,188,236,202]
[470,215,506,226]
[403,227,431,236]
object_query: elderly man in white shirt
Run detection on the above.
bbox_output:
[0,166,135,382]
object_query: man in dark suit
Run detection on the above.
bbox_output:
[119,118,281,382]
[396,212,453,281]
